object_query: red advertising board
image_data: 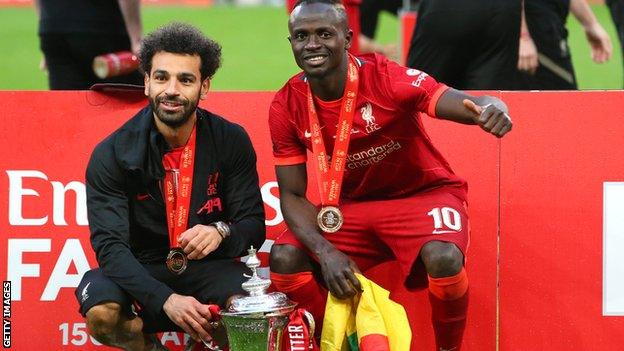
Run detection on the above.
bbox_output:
[498,91,624,350]
[1,90,623,350]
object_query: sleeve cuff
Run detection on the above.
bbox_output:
[145,284,175,316]
[426,84,450,118]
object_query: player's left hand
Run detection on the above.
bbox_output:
[178,224,223,260]
[463,99,513,138]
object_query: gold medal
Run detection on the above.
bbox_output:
[317,206,344,233]
[166,248,187,275]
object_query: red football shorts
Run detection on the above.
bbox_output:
[274,186,470,289]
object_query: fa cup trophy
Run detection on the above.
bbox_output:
[219,247,314,350]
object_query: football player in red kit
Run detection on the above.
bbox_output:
[268,1,512,350]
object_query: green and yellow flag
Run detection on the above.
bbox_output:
[320,273,412,351]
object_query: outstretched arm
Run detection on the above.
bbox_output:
[570,0,613,63]
[276,164,361,299]
[435,88,513,138]
[384,58,512,138]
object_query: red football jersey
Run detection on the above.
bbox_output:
[269,53,467,200]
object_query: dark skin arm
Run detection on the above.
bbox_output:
[276,164,362,299]
[435,88,513,138]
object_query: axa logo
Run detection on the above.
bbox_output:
[361,103,380,134]
[197,197,223,215]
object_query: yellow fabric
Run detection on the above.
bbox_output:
[320,274,412,351]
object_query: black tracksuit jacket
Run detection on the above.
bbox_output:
[85,105,265,315]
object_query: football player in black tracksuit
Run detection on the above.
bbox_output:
[75,23,265,351]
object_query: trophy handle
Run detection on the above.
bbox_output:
[302,309,316,342]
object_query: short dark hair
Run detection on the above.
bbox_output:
[294,0,342,8]
[139,22,221,80]
[291,0,348,25]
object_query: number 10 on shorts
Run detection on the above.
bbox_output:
[427,207,462,234]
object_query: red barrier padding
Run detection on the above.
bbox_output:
[498,91,624,350]
[1,90,623,350]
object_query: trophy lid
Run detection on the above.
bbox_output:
[222,247,296,315]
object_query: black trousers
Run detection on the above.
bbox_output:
[517,1,578,90]
[40,32,144,90]
[607,0,624,88]
[515,38,577,91]
[75,259,250,333]
[406,0,521,90]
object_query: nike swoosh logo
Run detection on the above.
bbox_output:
[432,229,458,234]
[136,193,150,201]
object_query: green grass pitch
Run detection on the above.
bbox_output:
[0,4,621,90]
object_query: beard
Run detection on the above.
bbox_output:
[149,93,199,129]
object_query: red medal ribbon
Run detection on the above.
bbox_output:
[307,55,359,207]
[282,308,319,351]
[164,125,197,249]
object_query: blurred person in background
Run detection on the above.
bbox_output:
[517,0,612,90]
[35,0,144,90]
[406,0,521,90]
[358,0,403,59]
[606,0,624,87]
